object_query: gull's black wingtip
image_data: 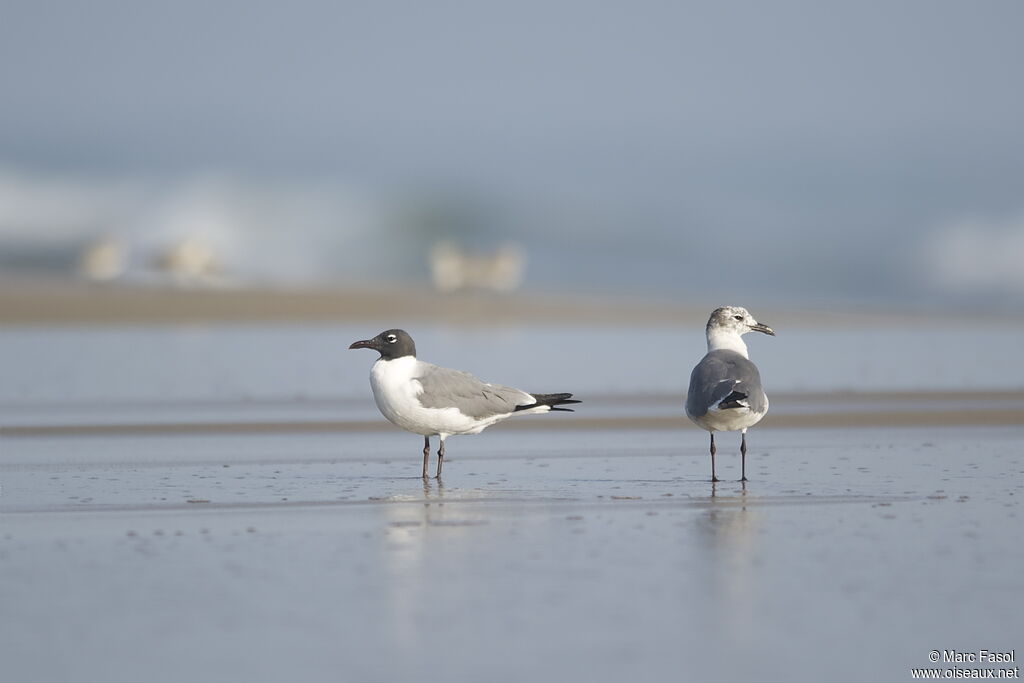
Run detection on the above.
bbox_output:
[517,392,581,412]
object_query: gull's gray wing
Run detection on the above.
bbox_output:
[686,349,766,418]
[414,363,534,419]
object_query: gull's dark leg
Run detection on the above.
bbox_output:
[740,431,748,482]
[435,439,445,479]
[710,432,719,483]
[422,436,430,479]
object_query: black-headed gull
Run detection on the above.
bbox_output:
[350,329,579,478]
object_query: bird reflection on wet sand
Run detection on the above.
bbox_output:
[698,479,759,647]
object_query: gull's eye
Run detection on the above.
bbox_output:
[386,334,398,343]
[733,315,744,321]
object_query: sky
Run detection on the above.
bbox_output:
[1,0,1023,306]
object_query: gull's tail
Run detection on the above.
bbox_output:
[517,392,581,413]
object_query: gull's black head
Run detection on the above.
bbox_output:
[348,329,417,360]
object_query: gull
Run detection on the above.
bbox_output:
[685,306,775,482]
[350,329,579,478]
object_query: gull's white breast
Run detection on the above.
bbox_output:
[369,357,502,437]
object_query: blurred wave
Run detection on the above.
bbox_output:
[2,165,1024,311]
[0,168,431,286]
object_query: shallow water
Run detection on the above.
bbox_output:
[1,319,1023,412]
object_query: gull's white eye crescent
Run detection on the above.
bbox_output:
[386,334,398,343]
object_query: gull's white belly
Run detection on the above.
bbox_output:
[369,357,501,437]
[688,402,768,433]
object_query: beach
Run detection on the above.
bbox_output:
[1,285,1022,682]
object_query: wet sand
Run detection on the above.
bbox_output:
[0,278,995,327]
[2,422,1022,683]
[0,279,693,325]
[3,389,1023,437]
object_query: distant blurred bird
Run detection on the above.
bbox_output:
[78,236,127,282]
[686,306,775,482]
[429,241,526,292]
[350,329,578,478]
[155,236,220,284]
